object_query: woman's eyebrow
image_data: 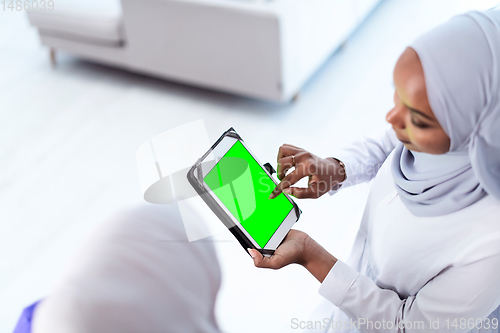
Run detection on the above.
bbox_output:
[404,103,435,121]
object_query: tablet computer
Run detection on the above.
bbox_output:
[187,128,301,257]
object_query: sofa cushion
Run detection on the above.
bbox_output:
[27,0,124,46]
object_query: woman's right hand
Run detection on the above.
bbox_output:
[269,144,346,199]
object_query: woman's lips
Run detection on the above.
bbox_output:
[396,136,411,144]
[392,127,411,144]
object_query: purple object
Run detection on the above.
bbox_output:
[13,300,41,333]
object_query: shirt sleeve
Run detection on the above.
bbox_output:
[329,124,399,195]
[319,240,500,333]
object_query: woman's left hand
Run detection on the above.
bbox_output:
[248,230,338,282]
[248,229,310,269]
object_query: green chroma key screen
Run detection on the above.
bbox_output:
[204,140,293,248]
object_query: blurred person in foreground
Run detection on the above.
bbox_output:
[14,204,222,333]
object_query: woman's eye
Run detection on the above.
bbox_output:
[411,117,429,128]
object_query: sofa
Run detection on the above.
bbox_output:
[27,0,382,102]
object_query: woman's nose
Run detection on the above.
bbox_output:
[386,106,406,129]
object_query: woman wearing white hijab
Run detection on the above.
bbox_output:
[30,204,222,333]
[254,7,500,333]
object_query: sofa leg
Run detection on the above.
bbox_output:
[49,48,57,68]
[292,91,300,103]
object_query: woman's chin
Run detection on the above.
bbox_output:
[403,142,420,152]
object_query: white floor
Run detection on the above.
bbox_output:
[0,0,498,332]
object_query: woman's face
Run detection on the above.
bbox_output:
[386,47,451,154]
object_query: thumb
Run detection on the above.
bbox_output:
[283,186,316,199]
[247,248,265,267]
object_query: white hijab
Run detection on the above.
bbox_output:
[32,204,222,333]
[391,7,500,217]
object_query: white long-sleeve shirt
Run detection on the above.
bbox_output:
[319,125,500,333]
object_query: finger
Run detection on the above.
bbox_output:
[277,155,294,180]
[277,151,309,180]
[248,249,285,269]
[248,249,272,268]
[283,186,318,199]
[248,248,264,265]
[269,169,308,199]
[283,178,330,198]
[277,144,302,161]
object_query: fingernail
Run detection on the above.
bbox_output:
[268,193,275,199]
[283,188,291,194]
[247,248,255,258]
